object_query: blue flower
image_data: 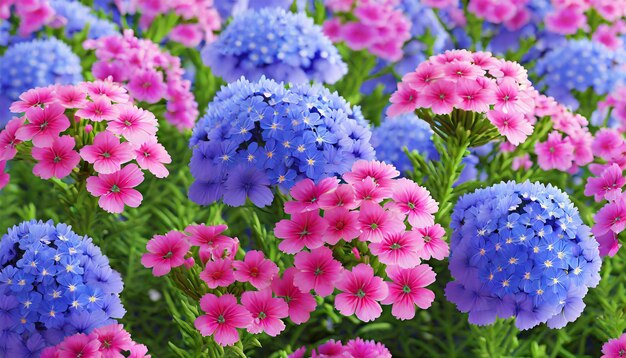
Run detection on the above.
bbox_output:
[214,0,293,18]
[445,181,601,330]
[50,0,118,40]
[0,38,82,127]
[0,220,125,354]
[189,76,375,207]
[201,8,346,84]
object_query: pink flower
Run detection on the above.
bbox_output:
[487,110,533,145]
[275,211,328,253]
[141,230,190,276]
[545,7,587,35]
[353,177,390,204]
[494,78,533,114]
[568,130,594,166]
[134,139,171,178]
[293,246,343,297]
[358,202,405,243]
[322,18,343,42]
[86,163,145,213]
[55,85,88,108]
[241,288,289,336]
[128,70,167,104]
[80,131,135,174]
[418,80,460,115]
[404,62,444,90]
[284,178,339,214]
[318,184,357,210]
[593,198,626,236]
[107,105,158,144]
[414,224,449,260]
[9,87,56,113]
[271,268,317,325]
[390,178,438,229]
[15,104,70,147]
[341,22,377,50]
[90,324,134,355]
[0,117,23,161]
[232,250,279,289]
[313,340,345,357]
[585,164,625,202]
[335,264,389,322]
[76,96,119,122]
[535,132,575,171]
[200,259,236,289]
[170,24,203,47]
[512,154,532,171]
[345,338,392,358]
[369,231,422,268]
[55,333,100,358]
[443,61,485,81]
[129,344,150,358]
[0,161,8,190]
[343,160,400,188]
[601,333,626,358]
[82,79,130,103]
[31,135,80,179]
[593,24,622,50]
[185,224,230,248]
[194,293,252,347]
[382,265,436,320]
[456,78,496,113]
[324,207,361,244]
[592,128,625,160]
[596,232,621,257]
[387,83,419,117]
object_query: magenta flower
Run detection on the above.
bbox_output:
[601,333,626,358]
[80,131,135,174]
[318,183,357,210]
[275,211,328,253]
[387,83,419,117]
[403,62,444,91]
[487,110,533,146]
[0,161,8,190]
[82,79,130,103]
[55,85,88,109]
[592,128,625,161]
[200,259,236,289]
[128,70,167,104]
[107,105,158,144]
[91,324,134,355]
[353,177,390,204]
[414,224,449,260]
[232,250,279,289]
[341,22,377,50]
[418,80,460,115]
[31,135,80,179]
[133,139,171,178]
[535,132,575,171]
[345,337,392,358]
[293,246,343,297]
[271,268,317,325]
[369,231,422,269]
[9,87,56,113]
[456,78,497,113]
[596,231,621,258]
[15,104,70,147]
[194,293,252,347]
[494,78,533,114]
[86,163,145,213]
[343,160,400,189]
[0,117,22,161]
[324,207,360,245]
[75,96,119,122]
[185,224,230,248]
[55,333,100,357]
[585,164,625,202]
[382,265,436,320]
[443,61,485,81]
[284,177,339,214]
[593,198,626,237]
[241,288,289,336]
[334,264,389,322]
[141,230,190,276]
[390,178,438,229]
[358,202,405,243]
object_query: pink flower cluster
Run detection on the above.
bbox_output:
[40,324,150,358]
[120,0,221,47]
[0,0,53,36]
[389,50,536,145]
[545,0,626,35]
[322,0,411,61]
[275,160,447,322]
[0,81,171,213]
[465,0,536,31]
[289,338,391,358]
[602,333,626,358]
[84,30,199,130]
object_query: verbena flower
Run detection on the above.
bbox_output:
[289,338,392,358]
[445,181,602,330]
[0,0,54,37]
[0,38,82,127]
[188,77,374,207]
[202,8,347,84]
[0,220,125,355]
[50,0,118,39]
[601,333,626,358]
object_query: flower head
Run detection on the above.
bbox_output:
[241,288,288,336]
[232,251,279,290]
[31,135,80,179]
[293,247,343,297]
[271,268,317,325]
[334,264,389,322]
[194,294,251,347]
[141,231,191,277]
[80,131,135,174]
[86,164,145,214]
[382,265,436,320]
[601,333,626,358]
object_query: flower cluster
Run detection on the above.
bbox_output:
[544,0,626,35]
[50,0,118,40]
[289,338,392,358]
[202,8,346,85]
[388,49,536,146]
[533,39,626,110]
[188,77,375,207]
[40,323,150,357]
[84,30,199,130]
[322,0,411,61]
[0,220,125,355]
[0,81,171,213]
[446,181,602,330]
[0,0,54,36]
[214,0,293,19]
[0,38,82,127]
[275,160,446,322]
[602,333,626,358]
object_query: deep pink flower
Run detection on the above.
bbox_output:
[284,177,339,214]
[200,259,236,289]
[107,105,158,144]
[134,139,171,178]
[601,333,626,358]
[593,24,622,50]
[443,61,485,81]
[232,250,279,289]
[414,224,449,260]
[335,264,389,322]
[512,153,533,171]
[596,232,621,258]
[369,231,421,268]
[341,22,377,50]
[275,211,328,253]
[194,293,252,347]
[343,160,400,188]
[294,246,343,297]
[0,161,8,190]
[185,224,230,248]
[358,202,405,243]
[494,78,533,114]
[345,337,392,358]
[324,207,361,244]
[545,7,587,35]
[390,178,438,229]
[0,117,23,161]
[487,110,533,145]
[9,87,56,113]
[128,70,167,104]
[241,288,289,336]
[31,135,80,179]
[418,80,460,115]
[76,96,119,122]
[592,128,625,160]
[585,164,625,202]
[535,132,575,171]
[90,324,134,355]
[55,333,100,358]
[593,198,626,236]
[456,78,496,113]
[387,83,419,117]
[170,24,203,47]
[82,79,130,103]
[271,268,317,325]
[55,85,88,109]
[129,344,150,358]
[404,62,444,90]
[141,230,190,276]
[313,339,345,357]
[15,104,70,147]
[80,131,135,174]
[322,18,343,42]
[86,163,145,213]
[568,130,594,166]
[318,183,357,210]
[353,177,391,204]
[382,265,435,320]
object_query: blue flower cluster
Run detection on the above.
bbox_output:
[371,114,438,174]
[214,0,293,18]
[201,8,347,85]
[445,181,601,330]
[534,39,626,109]
[0,38,82,127]
[51,0,118,39]
[0,220,125,356]
[189,76,375,207]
